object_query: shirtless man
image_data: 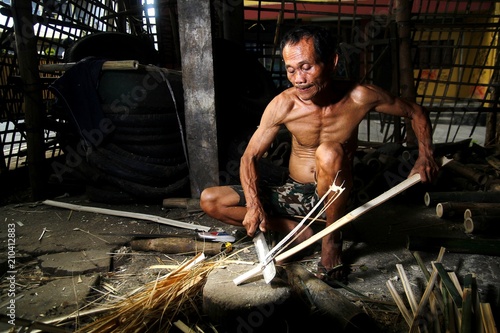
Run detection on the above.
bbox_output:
[200,25,439,282]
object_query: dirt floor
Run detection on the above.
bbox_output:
[0,178,500,332]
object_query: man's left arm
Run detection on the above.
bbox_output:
[364,85,439,182]
[401,100,439,182]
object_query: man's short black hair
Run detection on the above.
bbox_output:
[280,25,338,65]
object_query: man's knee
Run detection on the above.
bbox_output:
[200,187,219,215]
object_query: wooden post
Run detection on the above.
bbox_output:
[177,0,219,197]
[130,237,227,256]
[396,0,417,145]
[11,0,46,200]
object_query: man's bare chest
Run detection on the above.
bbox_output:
[285,108,358,147]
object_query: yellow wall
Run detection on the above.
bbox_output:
[414,8,498,106]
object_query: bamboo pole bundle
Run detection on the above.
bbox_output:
[76,253,216,333]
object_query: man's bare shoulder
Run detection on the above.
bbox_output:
[348,83,390,105]
[265,88,297,116]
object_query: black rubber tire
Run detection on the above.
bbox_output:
[109,124,181,136]
[102,104,177,115]
[105,113,179,128]
[98,69,184,111]
[94,145,188,179]
[102,143,186,166]
[103,172,190,199]
[87,149,188,186]
[64,32,160,65]
[117,142,185,159]
[75,158,189,200]
[108,130,183,145]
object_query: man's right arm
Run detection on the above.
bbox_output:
[239,96,287,236]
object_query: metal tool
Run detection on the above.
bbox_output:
[253,231,276,284]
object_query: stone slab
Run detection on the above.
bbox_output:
[203,263,306,333]
[9,274,98,322]
[39,249,111,275]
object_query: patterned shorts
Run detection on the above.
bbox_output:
[229,178,321,218]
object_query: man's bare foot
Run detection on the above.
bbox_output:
[316,262,349,287]
[316,242,348,286]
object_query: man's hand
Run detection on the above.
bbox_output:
[242,205,269,237]
[409,154,439,183]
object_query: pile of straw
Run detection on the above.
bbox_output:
[78,253,216,332]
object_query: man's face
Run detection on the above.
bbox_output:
[282,37,334,102]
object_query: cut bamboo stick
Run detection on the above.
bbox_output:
[386,279,413,327]
[409,262,441,333]
[412,251,431,281]
[39,60,140,73]
[43,200,211,231]
[448,272,464,298]
[480,303,498,333]
[434,263,462,308]
[396,263,419,315]
[461,274,473,333]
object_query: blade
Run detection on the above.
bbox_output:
[253,231,276,284]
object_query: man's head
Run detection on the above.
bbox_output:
[280,25,338,102]
[280,25,338,66]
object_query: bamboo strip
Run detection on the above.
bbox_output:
[386,280,413,327]
[480,303,498,333]
[43,200,211,232]
[429,291,442,333]
[412,251,431,280]
[448,272,464,297]
[461,274,473,333]
[409,262,440,333]
[396,263,419,315]
[472,275,484,333]
[442,283,459,333]
[433,263,463,308]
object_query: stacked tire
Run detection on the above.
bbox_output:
[79,67,189,203]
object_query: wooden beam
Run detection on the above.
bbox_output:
[177,0,219,197]
[396,0,417,145]
[11,0,46,200]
